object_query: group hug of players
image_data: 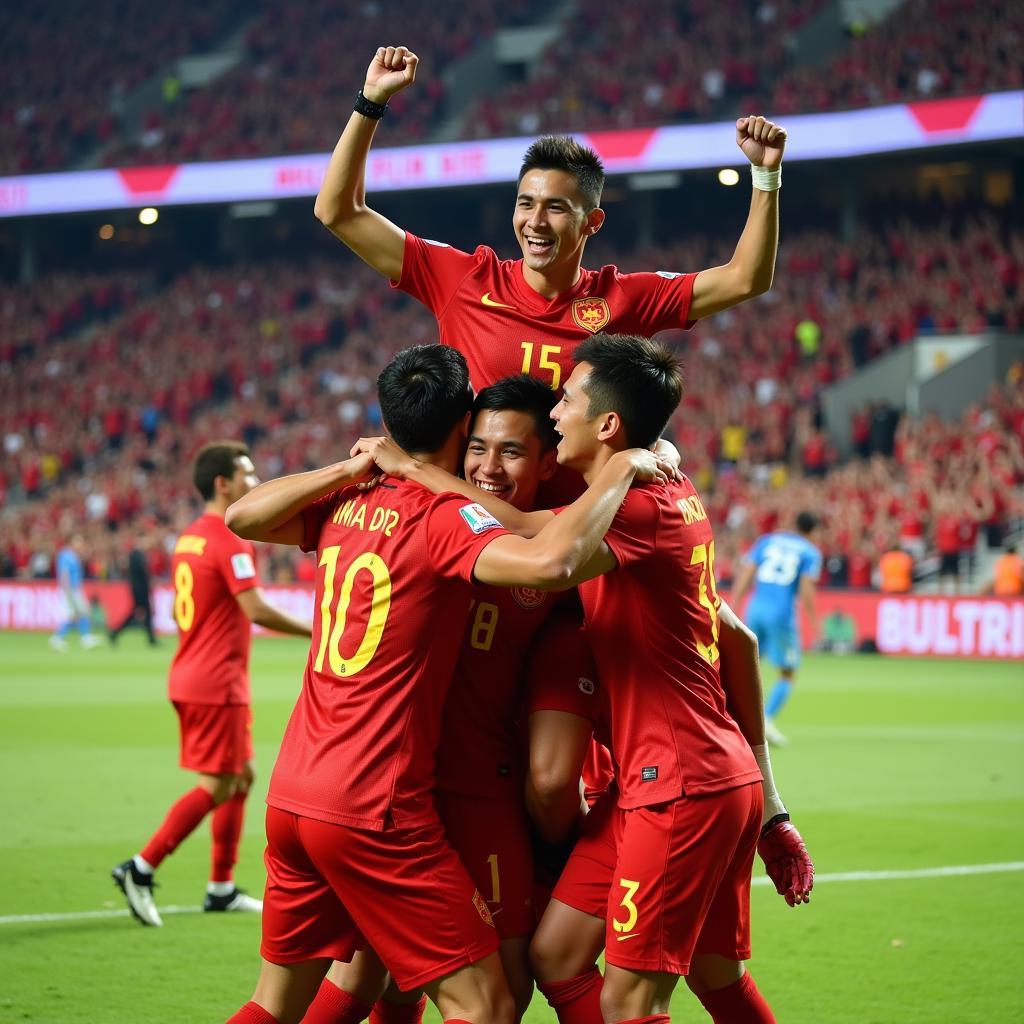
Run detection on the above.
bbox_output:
[112,46,815,1024]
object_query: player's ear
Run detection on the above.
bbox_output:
[584,207,605,236]
[538,448,558,481]
[595,410,622,444]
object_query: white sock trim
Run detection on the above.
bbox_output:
[207,881,235,896]
[133,854,154,875]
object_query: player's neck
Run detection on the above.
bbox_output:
[203,499,229,520]
[579,444,618,485]
[408,432,464,477]
[521,262,583,300]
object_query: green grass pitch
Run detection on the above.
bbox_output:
[1,633,1021,1023]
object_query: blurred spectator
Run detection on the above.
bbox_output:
[879,543,914,593]
[983,542,1023,597]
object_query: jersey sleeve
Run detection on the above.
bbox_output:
[216,534,261,597]
[426,495,510,582]
[744,536,766,567]
[802,543,823,582]
[299,490,344,553]
[617,270,698,332]
[392,232,485,317]
[601,488,661,570]
[526,609,602,723]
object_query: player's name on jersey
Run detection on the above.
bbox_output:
[174,535,208,555]
[677,494,709,525]
[333,498,400,537]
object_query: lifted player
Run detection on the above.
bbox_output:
[112,442,311,927]
[315,47,786,395]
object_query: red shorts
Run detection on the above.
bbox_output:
[174,701,253,775]
[552,790,617,919]
[605,783,762,975]
[260,806,499,990]
[436,792,536,940]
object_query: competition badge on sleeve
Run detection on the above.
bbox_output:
[230,553,257,580]
[458,503,503,535]
[572,297,611,333]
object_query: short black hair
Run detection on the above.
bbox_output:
[377,345,473,454]
[574,334,682,449]
[472,374,559,451]
[519,135,605,211]
[796,511,819,535]
[193,441,250,501]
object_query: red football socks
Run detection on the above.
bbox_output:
[302,978,373,1024]
[370,995,427,1024]
[211,790,247,882]
[140,786,216,868]
[697,972,777,1023]
[538,966,604,1024]
[225,1002,279,1024]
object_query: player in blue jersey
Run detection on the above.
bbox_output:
[730,511,821,746]
[49,534,103,651]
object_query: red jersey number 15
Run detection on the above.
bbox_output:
[315,546,392,677]
[520,342,562,390]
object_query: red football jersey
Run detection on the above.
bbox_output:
[394,232,697,392]
[167,512,259,706]
[434,584,558,799]
[577,478,761,807]
[266,480,508,831]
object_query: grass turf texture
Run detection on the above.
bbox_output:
[1,634,1021,1023]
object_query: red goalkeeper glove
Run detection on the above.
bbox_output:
[757,815,813,907]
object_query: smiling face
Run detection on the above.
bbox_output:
[550,362,605,471]
[463,408,557,512]
[513,169,604,292]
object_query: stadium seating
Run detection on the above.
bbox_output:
[2,197,1021,586]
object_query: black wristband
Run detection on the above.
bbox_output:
[760,811,791,838]
[354,89,388,120]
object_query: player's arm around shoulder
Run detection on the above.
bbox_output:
[226,454,376,545]
[313,46,418,281]
[689,115,786,320]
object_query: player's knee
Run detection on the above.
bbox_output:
[684,955,744,995]
[208,773,239,804]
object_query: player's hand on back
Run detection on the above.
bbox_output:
[364,46,419,105]
[350,436,417,480]
[735,115,787,170]
[619,448,671,487]
[757,817,813,907]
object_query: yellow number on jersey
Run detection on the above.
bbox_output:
[314,546,392,677]
[612,878,640,935]
[690,541,721,664]
[468,600,499,651]
[486,853,501,904]
[173,562,195,632]
[520,342,563,390]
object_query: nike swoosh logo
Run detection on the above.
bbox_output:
[616,933,641,942]
[481,292,515,309]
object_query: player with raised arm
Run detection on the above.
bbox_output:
[730,511,821,747]
[354,334,813,1024]
[314,47,786,399]
[223,347,668,1024]
[112,442,311,928]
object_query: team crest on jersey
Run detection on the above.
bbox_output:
[472,889,495,926]
[572,297,611,334]
[512,586,547,610]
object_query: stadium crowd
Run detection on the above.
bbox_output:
[2,199,1021,591]
[4,0,1021,174]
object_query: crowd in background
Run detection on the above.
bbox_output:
[2,195,1022,590]
[3,0,1021,174]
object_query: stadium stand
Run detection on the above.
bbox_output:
[3,197,1021,588]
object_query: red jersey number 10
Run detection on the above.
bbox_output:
[315,546,392,677]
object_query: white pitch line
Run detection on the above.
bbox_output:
[2,863,1022,926]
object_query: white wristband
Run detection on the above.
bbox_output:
[751,164,781,192]
[753,743,787,825]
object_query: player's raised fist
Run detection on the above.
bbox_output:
[736,114,786,170]
[757,819,813,907]
[363,46,419,105]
